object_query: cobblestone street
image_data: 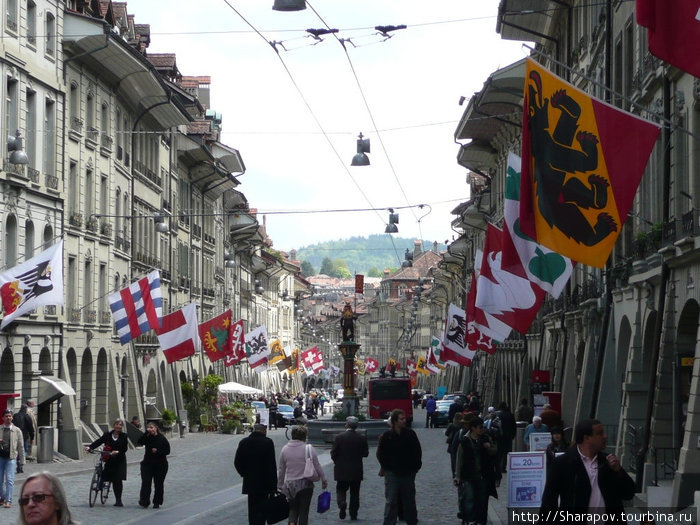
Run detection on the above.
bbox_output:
[8,409,510,524]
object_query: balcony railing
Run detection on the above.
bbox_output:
[44,305,56,316]
[69,212,83,228]
[86,216,98,232]
[84,309,97,324]
[27,167,40,183]
[100,310,111,324]
[70,308,81,323]
[86,126,99,144]
[45,174,58,190]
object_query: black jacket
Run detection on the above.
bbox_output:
[331,429,369,481]
[376,427,422,476]
[138,431,170,464]
[457,432,498,498]
[497,409,516,442]
[89,431,129,481]
[540,447,635,522]
[234,431,277,495]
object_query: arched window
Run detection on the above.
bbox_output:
[25,220,34,259]
[43,225,53,250]
[5,215,17,268]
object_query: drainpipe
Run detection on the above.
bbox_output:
[636,75,671,491]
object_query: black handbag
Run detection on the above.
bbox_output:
[265,491,289,524]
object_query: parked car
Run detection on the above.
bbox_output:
[432,400,453,427]
[276,404,296,427]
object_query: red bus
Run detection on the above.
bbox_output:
[368,377,413,424]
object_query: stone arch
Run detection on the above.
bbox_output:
[80,350,94,421]
[21,347,33,401]
[179,370,187,384]
[38,347,51,375]
[65,348,78,388]
[0,348,16,397]
[95,348,109,424]
[674,300,699,449]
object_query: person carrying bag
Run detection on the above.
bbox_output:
[278,426,328,525]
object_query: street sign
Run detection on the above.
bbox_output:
[507,451,547,508]
[529,432,551,452]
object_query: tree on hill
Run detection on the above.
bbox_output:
[301,260,315,276]
[320,257,334,276]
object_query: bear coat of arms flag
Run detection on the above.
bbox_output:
[224,319,246,367]
[441,304,475,366]
[0,240,64,329]
[156,302,200,364]
[520,58,660,268]
[199,310,233,363]
[245,325,270,370]
[503,152,573,299]
[636,0,700,79]
[108,269,162,345]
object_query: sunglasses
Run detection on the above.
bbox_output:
[19,493,54,506]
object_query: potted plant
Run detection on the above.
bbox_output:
[161,408,177,431]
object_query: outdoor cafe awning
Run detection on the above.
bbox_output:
[218,382,264,395]
[38,377,76,406]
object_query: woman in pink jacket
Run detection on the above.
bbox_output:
[278,425,327,525]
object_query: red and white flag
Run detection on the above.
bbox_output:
[465,267,499,354]
[245,325,270,371]
[301,346,324,375]
[637,0,700,78]
[406,359,417,377]
[364,357,379,374]
[224,319,246,367]
[441,303,476,366]
[156,302,199,364]
[108,269,162,345]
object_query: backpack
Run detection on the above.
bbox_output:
[486,417,502,440]
[12,412,26,432]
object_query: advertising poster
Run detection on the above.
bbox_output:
[529,432,551,452]
[258,408,269,427]
[507,452,546,508]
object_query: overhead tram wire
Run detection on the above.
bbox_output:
[306,2,427,251]
[219,1,393,247]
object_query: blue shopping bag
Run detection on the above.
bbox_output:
[316,490,331,513]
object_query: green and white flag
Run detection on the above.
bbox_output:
[503,152,573,298]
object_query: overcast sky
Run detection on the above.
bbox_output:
[126,1,528,253]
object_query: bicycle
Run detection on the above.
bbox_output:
[87,448,112,507]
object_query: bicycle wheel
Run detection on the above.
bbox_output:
[100,481,111,504]
[89,468,100,507]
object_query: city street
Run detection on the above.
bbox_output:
[9,408,510,524]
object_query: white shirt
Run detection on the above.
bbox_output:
[577,446,605,517]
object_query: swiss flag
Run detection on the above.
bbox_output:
[637,0,700,78]
[301,346,324,375]
[406,359,417,377]
[364,357,378,373]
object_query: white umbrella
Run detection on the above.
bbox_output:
[218,381,263,395]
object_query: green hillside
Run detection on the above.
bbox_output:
[295,235,446,277]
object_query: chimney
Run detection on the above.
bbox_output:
[433,241,438,253]
[413,240,422,259]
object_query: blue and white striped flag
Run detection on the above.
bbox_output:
[108,270,162,345]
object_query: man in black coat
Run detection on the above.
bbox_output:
[331,416,369,520]
[235,424,278,525]
[496,402,516,473]
[540,418,635,522]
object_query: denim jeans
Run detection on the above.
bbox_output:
[382,471,417,525]
[0,457,17,503]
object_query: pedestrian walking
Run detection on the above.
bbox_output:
[377,408,422,525]
[523,416,548,449]
[84,418,128,507]
[137,422,171,509]
[545,426,569,473]
[331,416,369,520]
[454,417,498,525]
[16,471,80,525]
[425,395,436,428]
[445,412,465,476]
[12,405,34,469]
[278,425,328,525]
[0,408,25,508]
[540,419,634,520]
[515,398,534,424]
[25,401,38,458]
[496,402,516,473]
[234,423,278,525]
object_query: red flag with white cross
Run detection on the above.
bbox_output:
[301,346,324,375]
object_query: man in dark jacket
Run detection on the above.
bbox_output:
[12,405,34,469]
[235,424,278,525]
[377,409,422,525]
[496,402,516,473]
[540,419,635,522]
[331,416,369,520]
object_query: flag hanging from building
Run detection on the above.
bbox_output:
[476,224,545,335]
[415,356,430,375]
[441,304,475,366]
[329,364,340,377]
[355,357,366,376]
[156,302,199,364]
[355,274,364,294]
[364,357,379,374]
[286,349,300,374]
[388,358,400,373]
[406,359,417,377]
[224,319,246,367]
[268,339,287,371]
[245,325,271,370]
[520,58,660,267]
[502,152,573,298]
[636,0,700,78]
[465,268,498,354]
[108,269,162,345]
[428,338,447,370]
[199,310,233,363]
[0,240,64,329]
[301,346,324,375]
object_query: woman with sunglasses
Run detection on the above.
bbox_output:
[84,419,128,507]
[137,422,170,509]
[17,471,79,525]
